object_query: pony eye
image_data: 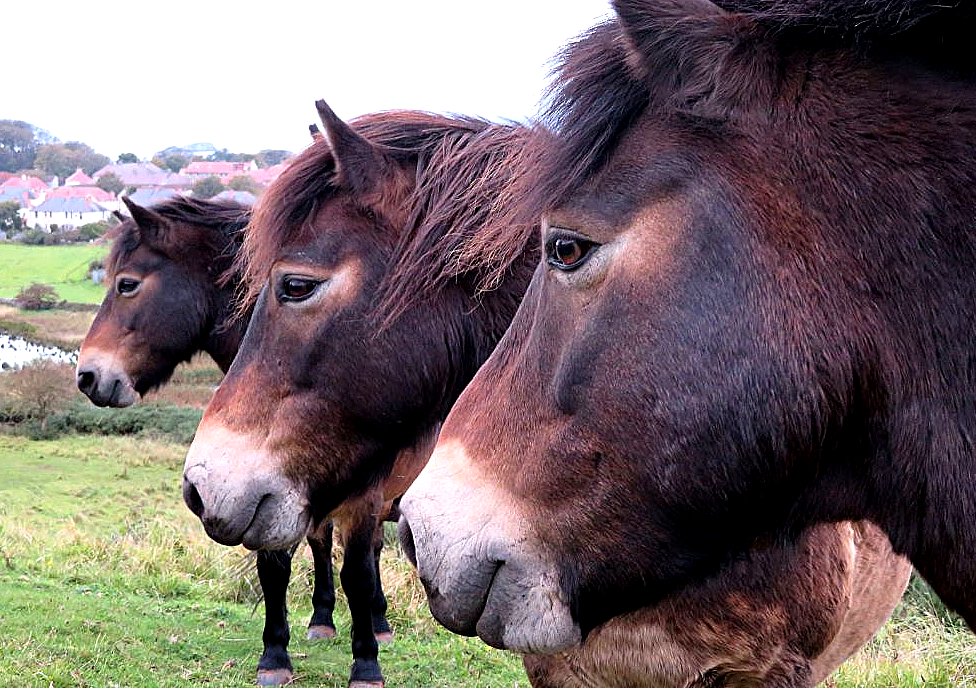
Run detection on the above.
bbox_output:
[278,276,321,302]
[117,278,141,296]
[547,234,598,271]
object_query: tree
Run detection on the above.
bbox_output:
[228,175,259,194]
[211,148,254,163]
[192,175,225,199]
[96,172,124,195]
[0,200,22,232]
[152,153,189,173]
[255,149,291,168]
[0,120,37,172]
[117,152,139,164]
[34,142,110,179]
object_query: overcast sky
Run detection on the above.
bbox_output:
[7,1,612,160]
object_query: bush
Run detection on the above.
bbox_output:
[0,360,75,430]
[18,228,53,245]
[77,221,110,241]
[191,175,225,200]
[39,401,203,444]
[14,282,60,310]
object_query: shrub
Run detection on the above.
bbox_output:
[0,360,75,431]
[77,221,110,241]
[191,175,225,200]
[14,282,60,310]
[18,228,50,245]
[41,401,203,444]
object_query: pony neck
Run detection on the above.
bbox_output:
[203,276,250,374]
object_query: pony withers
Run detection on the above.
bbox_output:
[397,0,976,668]
[76,195,396,687]
[181,101,909,686]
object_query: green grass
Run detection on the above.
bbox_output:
[0,434,526,687]
[1,432,975,687]
[0,243,108,304]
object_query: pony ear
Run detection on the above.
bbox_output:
[612,0,759,116]
[315,99,396,197]
[112,210,125,223]
[122,196,171,248]
[309,123,324,143]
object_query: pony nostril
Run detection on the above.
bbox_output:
[77,369,97,395]
[183,477,206,519]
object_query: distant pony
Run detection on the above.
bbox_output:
[77,195,395,686]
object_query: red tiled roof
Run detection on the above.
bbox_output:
[93,162,169,187]
[65,168,95,186]
[182,161,251,175]
[2,175,49,192]
[47,185,115,202]
[248,163,288,186]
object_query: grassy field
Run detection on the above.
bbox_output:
[1,310,975,687]
[0,434,527,687]
[0,243,108,304]
[0,430,975,687]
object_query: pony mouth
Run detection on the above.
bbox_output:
[81,375,139,408]
[200,492,310,551]
[402,509,581,654]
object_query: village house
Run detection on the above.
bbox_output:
[92,162,184,189]
[64,168,95,186]
[180,160,258,184]
[2,174,50,195]
[21,196,112,230]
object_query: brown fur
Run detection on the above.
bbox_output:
[397,0,976,666]
[524,523,909,687]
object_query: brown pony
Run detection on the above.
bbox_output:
[182,102,909,686]
[182,104,539,687]
[75,195,394,687]
[398,0,976,666]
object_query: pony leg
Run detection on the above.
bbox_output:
[307,521,338,639]
[371,521,393,643]
[255,549,294,687]
[341,514,384,687]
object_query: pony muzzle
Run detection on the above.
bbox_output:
[75,350,139,407]
[398,439,582,654]
[182,421,310,550]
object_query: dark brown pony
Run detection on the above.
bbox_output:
[182,103,910,686]
[398,0,976,662]
[76,195,394,687]
[182,105,539,687]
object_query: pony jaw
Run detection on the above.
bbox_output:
[183,420,310,550]
[399,439,581,653]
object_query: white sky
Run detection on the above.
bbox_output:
[5,1,612,160]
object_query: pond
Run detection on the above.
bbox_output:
[0,334,77,370]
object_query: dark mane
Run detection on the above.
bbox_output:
[525,0,976,216]
[716,0,975,39]
[242,111,540,321]
[107,196,250,278]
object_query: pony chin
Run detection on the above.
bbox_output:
[399,439,581,654]
[183,421,311,550]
